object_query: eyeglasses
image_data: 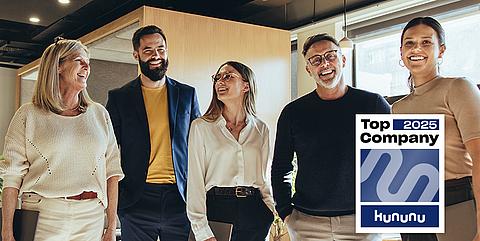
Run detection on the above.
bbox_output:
[307,50,339,66]
[211,72,242,83]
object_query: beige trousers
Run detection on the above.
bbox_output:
[437,200,477,241]
[286,209,382,241]
[21,193,104,241]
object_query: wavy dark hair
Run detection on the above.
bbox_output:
[202,61,257,122]
[401,17,445,46]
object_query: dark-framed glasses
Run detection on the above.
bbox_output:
[307,50,339,66]
[211,72,242,83]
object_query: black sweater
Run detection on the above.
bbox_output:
[271,87,391,220]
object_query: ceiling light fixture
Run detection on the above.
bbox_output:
[58,0,70,4]
[29,17,40,23]
[339,0,354,50]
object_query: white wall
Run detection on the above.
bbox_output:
[0,67,17,154]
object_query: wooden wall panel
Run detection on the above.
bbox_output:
[15,6,291,139]
[142,6,291,137]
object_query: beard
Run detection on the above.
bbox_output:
[313,69,341,89]
[139,58,169,81]
[315,76,341,89]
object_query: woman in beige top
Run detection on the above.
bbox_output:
[1,39,124,241]
[393,17,480,241]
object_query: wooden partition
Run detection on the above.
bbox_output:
[16,6,291,138]
[141,6,291,136]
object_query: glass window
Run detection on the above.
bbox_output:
[441,13,480,82]
[355,10,480,97]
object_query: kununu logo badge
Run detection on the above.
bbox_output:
[356,114,444,233]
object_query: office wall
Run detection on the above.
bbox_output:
[88,59,137,106]
[142,6,291,138]
[0,67,17,153]
[15,6,291,140]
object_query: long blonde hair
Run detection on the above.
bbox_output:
[32,39,93,114]
[203,61,257,122]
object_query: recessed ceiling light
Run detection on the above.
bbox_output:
[29,17,40,23]
[58,0,70,4]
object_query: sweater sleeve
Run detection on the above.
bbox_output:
[186,120,214,240]
[271,107,295,220]
[104,110,124,180]
[1,106,30,190]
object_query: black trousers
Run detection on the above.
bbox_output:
[206,192,274,241]
[118,183,190,241]
[401,176,474,241]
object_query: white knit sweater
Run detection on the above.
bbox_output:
[1,102,124,207]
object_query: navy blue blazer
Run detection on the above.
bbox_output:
[106,76,201,209]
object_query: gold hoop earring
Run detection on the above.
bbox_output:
[399,59,405,67]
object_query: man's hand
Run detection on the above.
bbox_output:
[204,237,217,241]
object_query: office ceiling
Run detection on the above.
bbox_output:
[0,0,385,69]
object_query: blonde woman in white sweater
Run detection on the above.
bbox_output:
[1,39,124,241]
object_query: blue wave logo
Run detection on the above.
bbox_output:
[361,149,439,202]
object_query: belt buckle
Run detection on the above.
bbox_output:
[235,187,247,198]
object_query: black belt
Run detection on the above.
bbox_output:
[445,176,473,206]
[207,186,259,198]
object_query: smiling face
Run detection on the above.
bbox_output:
[304,40,346,89]
[401,24,445,78]
[214,64,250,104]
[58,48,90,93]
[134,33,169,81]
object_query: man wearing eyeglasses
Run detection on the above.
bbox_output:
[271,33,390,241]
[106,25,201,241]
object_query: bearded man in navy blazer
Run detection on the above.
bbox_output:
[106,25,200,241]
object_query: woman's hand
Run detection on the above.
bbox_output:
[1,230,16,241]
[2,188,19,241]
[101,228,116,241]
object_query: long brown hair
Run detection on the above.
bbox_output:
[202,61,257,122]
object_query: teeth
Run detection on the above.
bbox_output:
[150,61,161,65]
[320,70,333,76]
[218,87,227,91]
[409,56,425,61]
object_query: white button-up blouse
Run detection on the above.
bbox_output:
[186,114,275,240]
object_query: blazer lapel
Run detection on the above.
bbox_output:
[130,77,149,129]
[166,76,179,140]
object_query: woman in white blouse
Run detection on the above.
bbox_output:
[187,61,275,241]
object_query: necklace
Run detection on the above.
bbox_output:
[414,75,440,88]
[226,121,246,132]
